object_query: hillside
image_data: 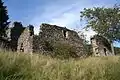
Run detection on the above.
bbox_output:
[0,51,120,80]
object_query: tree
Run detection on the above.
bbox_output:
[80,4,120,42]
[0,0,10,37]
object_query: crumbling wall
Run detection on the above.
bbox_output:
[17,25,34,54]
[0,22,86,57]
[39,23,81,41]
[2,22,116,57]
[33,23,86,57]
[91,35,114,56]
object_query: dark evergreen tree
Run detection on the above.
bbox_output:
[0,0,10,37]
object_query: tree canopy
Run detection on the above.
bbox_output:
[0,0,10,37]
[80,4,120,42]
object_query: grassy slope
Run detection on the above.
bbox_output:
[0,52,120,80]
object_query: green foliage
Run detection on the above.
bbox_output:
[0,51,120,80]
[114,47,120,55]
[80,4,120,41]
[41,41,77,59]
[0,0,10,37]
[84,44,93,56]
[52,42,78,59]
[42,41,54,51]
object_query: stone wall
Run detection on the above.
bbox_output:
[91,35,114,56]
[1,22,116,57]
[39,23,81,41]
[33,23,86,57]
[17,25,34,54]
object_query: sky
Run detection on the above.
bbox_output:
[3,0,120,47]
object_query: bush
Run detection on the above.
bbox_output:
[114,47,120,55]
[52,42,78,59]
[40,41,78,59]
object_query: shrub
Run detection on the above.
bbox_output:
[52,42,78,59]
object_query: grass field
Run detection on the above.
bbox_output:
[0,51,120,80]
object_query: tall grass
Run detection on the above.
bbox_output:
[0,51,120,80]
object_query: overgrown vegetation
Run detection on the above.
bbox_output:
[41,41,80,59]
[0,51,120,80]
[52,42,78,59]
[115,47,120,55]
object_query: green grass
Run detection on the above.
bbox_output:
[0,51,120,80]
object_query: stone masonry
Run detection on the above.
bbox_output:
[17,25,34,54]
[91,35,115,56]
[33,23,85,57]
[4,22,86,57]
[1,22,115,57]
